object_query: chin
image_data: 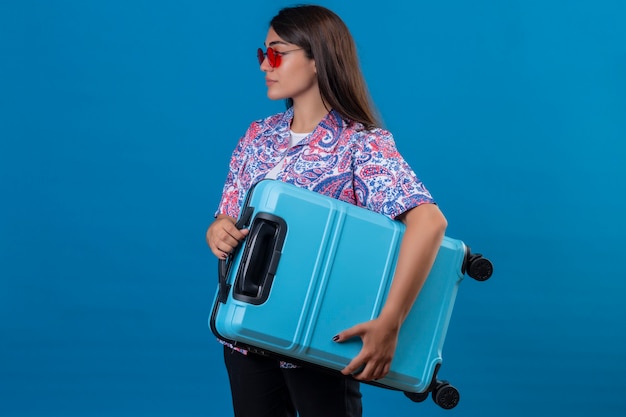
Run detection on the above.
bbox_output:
[267,91,287,101]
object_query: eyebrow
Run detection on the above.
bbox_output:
[266,40,290,47]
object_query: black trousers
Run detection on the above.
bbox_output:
[223,346,363,417]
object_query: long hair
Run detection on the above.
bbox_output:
[270,5,381,130]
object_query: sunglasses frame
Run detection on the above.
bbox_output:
[257,47,304,68]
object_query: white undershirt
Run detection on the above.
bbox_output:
[265,130,310,179]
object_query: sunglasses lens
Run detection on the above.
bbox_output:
[257,47,281,68]
[257,48,265,65]
[267,48,280,68]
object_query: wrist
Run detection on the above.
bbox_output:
[376,309,403,332]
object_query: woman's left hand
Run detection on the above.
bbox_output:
[334,316,400,381]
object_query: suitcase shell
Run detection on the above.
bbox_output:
[210,180,469,394]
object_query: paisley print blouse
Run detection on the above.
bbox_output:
[216,107,434,220]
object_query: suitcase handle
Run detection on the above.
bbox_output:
[232,213,287,305]
[217,207,254,303]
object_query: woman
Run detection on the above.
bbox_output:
[206,5,447,417]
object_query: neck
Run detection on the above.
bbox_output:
[290,96,330,133]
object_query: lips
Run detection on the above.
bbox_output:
[265,78,276,86]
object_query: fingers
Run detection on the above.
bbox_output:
[341,354,391,381]
[335,321,396,381]
[336,343,390,381]
[216,229,242,253]
[341,356,366,377]
[206,216,249,259]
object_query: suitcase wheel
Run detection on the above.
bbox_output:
[432,381,460,409]
[465,253,493,281]
[403,380,460,409]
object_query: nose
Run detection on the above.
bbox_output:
[260,55,273,72]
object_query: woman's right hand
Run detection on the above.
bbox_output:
[206,214,249,259]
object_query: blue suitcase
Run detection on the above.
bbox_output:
[210,180,492,409]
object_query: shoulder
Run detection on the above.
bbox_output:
[247,109,292,135]
[346,123,396,150]
[326,112,392,144]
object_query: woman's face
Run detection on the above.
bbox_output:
[261,27,318,103]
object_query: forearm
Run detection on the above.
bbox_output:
[378,203,447,329]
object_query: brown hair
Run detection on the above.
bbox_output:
[270,5,381,129]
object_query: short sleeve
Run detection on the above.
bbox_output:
[353,129,435,219]
[214,130,251,219]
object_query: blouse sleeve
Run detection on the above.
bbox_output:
[353,129,435,219]
[214,128,253,219]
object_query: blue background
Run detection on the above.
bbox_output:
[1,1,625,416]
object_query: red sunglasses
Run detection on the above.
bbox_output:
[257,47,304,68]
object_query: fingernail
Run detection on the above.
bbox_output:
[332,335,339,342]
